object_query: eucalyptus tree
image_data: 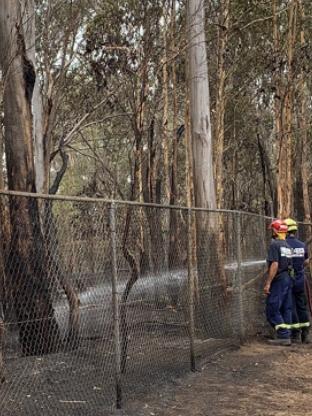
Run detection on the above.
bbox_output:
[0,0,62,355]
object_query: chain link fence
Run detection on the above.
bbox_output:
[0,191,311,415]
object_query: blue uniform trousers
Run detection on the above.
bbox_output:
[292,274,310,335]
[266,274,292,339]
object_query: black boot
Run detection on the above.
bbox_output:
[302,328,310,344]
[291,331,302,344]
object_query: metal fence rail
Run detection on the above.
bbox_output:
[0,191,310,415]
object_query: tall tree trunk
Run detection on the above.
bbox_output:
[0,82,6,382]
[33,81,46,193]
[274,0,298,218]
[298,0,310,224]
[185,101,199,301]
[297,0,312,274]
[256,115,277,216]
[214,0,230,209]
[213,0,230,290]
[162,22,170,270]
[168,0,180,270]
[162,27,170,205]
[0,0,62,355]
[187,0,217,215]
[22,0,46,193]
[187,0,227,337]
[272,0,283,217]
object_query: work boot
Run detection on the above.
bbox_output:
[291,332,302,344]
[268,338,291,346]
[301,328,310,344]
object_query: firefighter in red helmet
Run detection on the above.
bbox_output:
[264,219,293,345]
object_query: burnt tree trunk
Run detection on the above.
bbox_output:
[0,0,62,355]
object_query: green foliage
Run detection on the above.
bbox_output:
[26,0,312,216]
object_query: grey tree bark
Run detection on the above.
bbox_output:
[20,0,46,193]
[187,0,217,213]
[187,0,228,337]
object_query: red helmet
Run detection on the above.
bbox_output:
[269,219,288,233]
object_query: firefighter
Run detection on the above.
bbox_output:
[264,220,293,345]
[284,218,310,343]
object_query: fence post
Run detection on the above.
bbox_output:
[110,202,122,409]
[187,208,196,371]
[235,212,245,341]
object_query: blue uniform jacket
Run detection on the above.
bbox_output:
[286,236,308,278]
[267,239,292,279]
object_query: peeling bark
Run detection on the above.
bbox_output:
[187,0,228,337]
[187,0,217,215]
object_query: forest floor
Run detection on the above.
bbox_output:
[121,341,312,416]
[3,337,312,415]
